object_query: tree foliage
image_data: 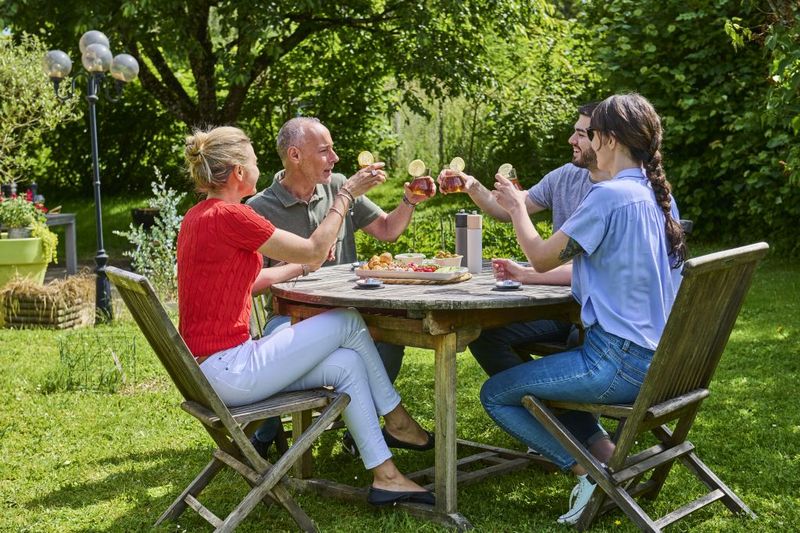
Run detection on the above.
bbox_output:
[0,33,78,185]
[2,1,540,126]
[1,0,559,194]
[582,0,800,254]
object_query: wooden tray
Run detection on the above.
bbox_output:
[379,273,472,285]
[355,266,468,281]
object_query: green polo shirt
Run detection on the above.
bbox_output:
[247,170,383,266]
[246,171,384,325]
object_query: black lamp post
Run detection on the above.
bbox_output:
[43,31,139,322]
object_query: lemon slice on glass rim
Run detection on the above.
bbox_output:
[497,163,514,178]
[357,151,374,167]
[407,159,427,177]
[449,156,466,172]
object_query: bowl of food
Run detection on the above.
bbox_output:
[394,252,426,266]
[432,250,463,267]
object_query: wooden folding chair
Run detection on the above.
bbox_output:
[107,267,350,532]
[521,242,768,532]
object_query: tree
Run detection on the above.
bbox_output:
[1,1,541,128]
[0,33,77,186]
[581,0,800,254]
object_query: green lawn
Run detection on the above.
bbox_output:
[0,248,797,532]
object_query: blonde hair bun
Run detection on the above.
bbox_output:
[184,126,251,193]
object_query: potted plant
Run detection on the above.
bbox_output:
[0,196,58,287]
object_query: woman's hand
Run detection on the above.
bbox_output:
[492,174,527,214]
[492,258,525,281]
[345,162,387,197]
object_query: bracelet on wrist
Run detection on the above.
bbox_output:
[301,264,310,277]
[402,195,419,208]
[338,187,355,203]
[329,205,345,219]
[335,191,352,206]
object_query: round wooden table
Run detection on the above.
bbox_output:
[272,264,578,529]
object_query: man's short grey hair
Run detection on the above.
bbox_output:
[276,117,322,163]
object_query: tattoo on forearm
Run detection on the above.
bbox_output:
[558,238,584,263]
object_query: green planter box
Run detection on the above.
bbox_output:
[0,237,47,287]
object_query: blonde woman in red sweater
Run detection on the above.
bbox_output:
[178,126,434,506]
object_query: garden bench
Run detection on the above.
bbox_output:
[521,242,767,531]
[107,266,350,532]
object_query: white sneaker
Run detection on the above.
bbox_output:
[557,475,596,525]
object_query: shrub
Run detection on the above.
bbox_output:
[0,33,78,186]
[355,202,552,262]
[113,169,185,300]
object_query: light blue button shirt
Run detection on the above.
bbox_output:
[560,168,682,350]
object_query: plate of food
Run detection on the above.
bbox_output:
[356,252,468,280]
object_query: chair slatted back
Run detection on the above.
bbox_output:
[629,243,768,418]
[107,267,228,414]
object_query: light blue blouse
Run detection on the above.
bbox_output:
[560,167,682,350]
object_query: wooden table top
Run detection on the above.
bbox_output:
[271,264,574,312]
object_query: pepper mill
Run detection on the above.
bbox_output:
[466,212,483,274]
[455,209,468,267]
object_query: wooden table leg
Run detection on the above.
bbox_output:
[433,332,458,515]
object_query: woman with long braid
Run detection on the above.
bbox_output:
[481,93,684,524]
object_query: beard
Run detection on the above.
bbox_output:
[572,149,597,169]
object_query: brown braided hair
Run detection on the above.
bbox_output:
[591,94,686,267]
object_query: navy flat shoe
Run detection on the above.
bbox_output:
[382,427,435,451]
[367,487,435,506]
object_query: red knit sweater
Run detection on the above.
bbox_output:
[177,199,275,357]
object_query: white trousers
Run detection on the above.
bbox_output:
[200,307,398,469]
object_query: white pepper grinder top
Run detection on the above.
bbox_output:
[466,212,483,274]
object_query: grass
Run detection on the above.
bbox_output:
[0,247,798,532]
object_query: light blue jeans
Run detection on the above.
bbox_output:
[201,308,399,470]
[480,325,654,471]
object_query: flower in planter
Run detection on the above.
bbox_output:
[0,196,58,264]
[0,196,47,229]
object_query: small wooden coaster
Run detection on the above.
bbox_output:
[380,273,472,285]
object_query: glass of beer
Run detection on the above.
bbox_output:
[407,159,433,196]
[498,163,523,190]
[440,156,466,193]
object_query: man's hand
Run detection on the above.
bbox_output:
[492,174,527,214]
[403,176,437,205]
[345,162,387,197]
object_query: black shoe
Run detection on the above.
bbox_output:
[250,435,271,459]
[342,430,360,458]
[367,487,435,506]
[382,427,435,451]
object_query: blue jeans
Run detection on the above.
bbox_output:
[480,325,654,471]
[255,315,405,445]
[468,319,574,376]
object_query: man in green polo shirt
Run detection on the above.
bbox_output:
[246,116,436,457]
